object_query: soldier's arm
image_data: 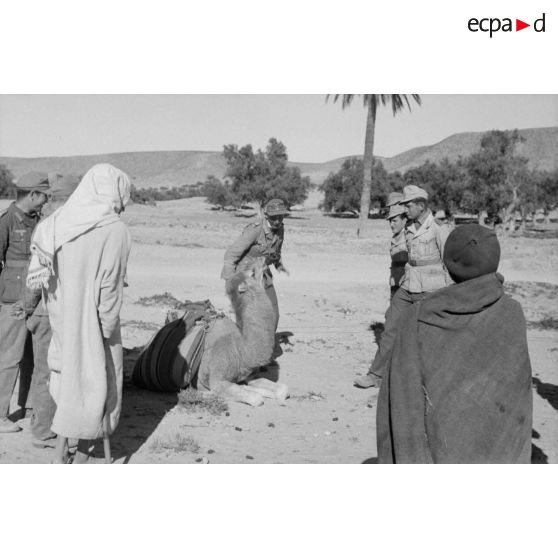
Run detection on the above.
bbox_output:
[23,284,43,315]
[274,236,285,270]
[435,222,451,257]
[220,226,259,280]
[0,213,9,268]
[273,232,290,274]
[435,223,452,283]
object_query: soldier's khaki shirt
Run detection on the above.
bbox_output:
[389,228,408,288]
[401,210,452,293]
[0,202,41,307]
[220,219,284,287]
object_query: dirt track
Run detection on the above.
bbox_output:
[0,197,557,463]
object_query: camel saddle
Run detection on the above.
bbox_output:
[131,300,222,392]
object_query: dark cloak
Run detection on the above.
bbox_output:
[377,273,532,464]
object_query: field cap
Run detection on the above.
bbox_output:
[16,171,50,192]
[47,173,81,199]
[387,203,406,220]
[443,224,500,283]
[264,198,290,216]
[386,191,403,207]
[435,209,447,220]
[401,184,429,204]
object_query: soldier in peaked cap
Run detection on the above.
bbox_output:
[10,173,81,447]
[0,171,51,434]
[386,191,404,208]
[355,196,409,388]
[357,185,452,390]
[221,198,290,358]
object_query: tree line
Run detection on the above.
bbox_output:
[2,130,557,232]
[320,129,558,231]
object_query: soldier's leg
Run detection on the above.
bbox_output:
[265,285,282,360]
[355,288,414,388]
[0,305,29,431]
[265,284,280,331]
[27,315,56,443]
[17,334,34,411]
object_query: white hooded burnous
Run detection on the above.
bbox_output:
[28,163,132,441]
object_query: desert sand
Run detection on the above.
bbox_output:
[0,196,556,464]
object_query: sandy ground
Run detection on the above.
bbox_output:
[0,197,557,464]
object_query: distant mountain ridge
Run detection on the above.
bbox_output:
[1,127,556,189]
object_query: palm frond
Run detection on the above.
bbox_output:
[327,93,421,115]
[326,94,357,109]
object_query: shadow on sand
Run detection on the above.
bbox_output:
[531,428,548,464]
[110,344,288,463]
[532,377,558,412]
[108,347,177,463]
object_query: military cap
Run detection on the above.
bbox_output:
[386,191,404,207]
[401,184,429,204]
[387,203,407,220]
[46,173,81,199]
[264,198,290,216]
[16,171,50,192]
[435,209,447,220]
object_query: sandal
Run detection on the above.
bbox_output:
[32,437,57,449]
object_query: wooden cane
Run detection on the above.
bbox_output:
[102,413,112,465]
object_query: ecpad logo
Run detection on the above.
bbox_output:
[468,13,546,37]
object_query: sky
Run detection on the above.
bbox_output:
[0,94,557,163]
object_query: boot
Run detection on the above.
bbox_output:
[354,373,382,389]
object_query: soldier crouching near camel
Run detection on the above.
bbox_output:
[221,198,290,360]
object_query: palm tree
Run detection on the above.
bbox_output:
[327,94,422,237]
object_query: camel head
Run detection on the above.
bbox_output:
[226,257,267,310]
[228,257,266,292]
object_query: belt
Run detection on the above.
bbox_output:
[409,259,441,267]
[4,260,28,268]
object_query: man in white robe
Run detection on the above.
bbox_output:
[27,163,132,463]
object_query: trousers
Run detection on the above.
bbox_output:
[0,305,55,439]
[265,284,282,359]
[265,284,279,331]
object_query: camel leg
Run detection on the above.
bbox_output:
[246,378,289,401]
[211,380,264,407]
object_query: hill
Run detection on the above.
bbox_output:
[1,127,556,188]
